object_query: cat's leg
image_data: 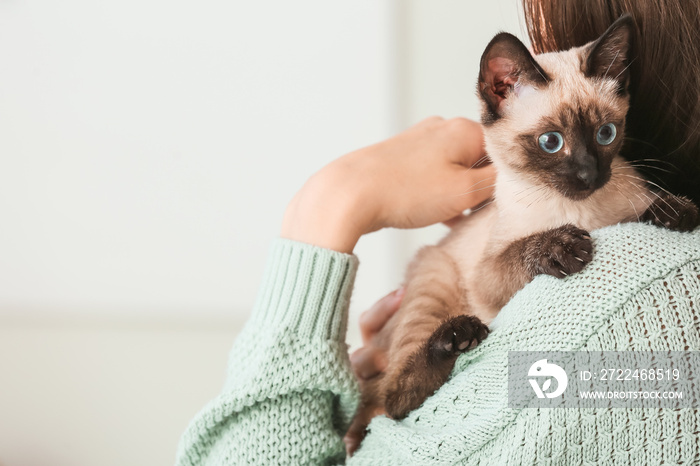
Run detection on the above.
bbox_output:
[640,192,700,232]
[382,314,488,419]
[379,246,488,420]
[472,224,593,312]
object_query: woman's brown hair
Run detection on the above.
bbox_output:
[523,0,700,204]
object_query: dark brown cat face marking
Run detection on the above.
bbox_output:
[516,103,626,200]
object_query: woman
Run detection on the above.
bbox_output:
[176,1,700,464]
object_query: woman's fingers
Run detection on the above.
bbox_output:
[359,288,404,344]
[350,346,388,380]
[444,118,487,167]
[281,116,493,246]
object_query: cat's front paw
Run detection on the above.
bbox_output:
[427,315,489,363]
[527,224,593,279]
[641,193,699,232]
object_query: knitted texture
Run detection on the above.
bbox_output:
[176,239,359,465]
[175,223,700,465]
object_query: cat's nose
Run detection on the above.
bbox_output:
[576,166,598,188]
[573,154,599,189]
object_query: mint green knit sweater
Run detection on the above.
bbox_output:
[176,223,700,465]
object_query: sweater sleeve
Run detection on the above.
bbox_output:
[175,239,360,466]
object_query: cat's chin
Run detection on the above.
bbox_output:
[555,186,599,202]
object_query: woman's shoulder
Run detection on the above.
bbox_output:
[486,222,700,349]
[446,223,700,412]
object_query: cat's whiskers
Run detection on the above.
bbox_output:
[611,164,668,189]
[516,185,543,204]
[470,198,496,213]
[458,156,492,175]
[453,175,497,195]
[618,173,681,214]
[513,183,538,199]
[633,191,662,224]
[526,186,550,209]
[610,179,640,222]
[455,183,497,198]
[621,136,662,153]
[629,163,674,175]
[625,179,680,218]
[631,186,655,207]
[618,170,676,202]
[468,155,491,168]
[633,158,680,170]
[649,190,679,217]
[454,171,524,199]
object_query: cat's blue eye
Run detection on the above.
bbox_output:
[596,123,617,145]
[538,132,564,153]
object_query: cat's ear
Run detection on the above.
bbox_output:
[584,14,635,91]
[478,32,550,122]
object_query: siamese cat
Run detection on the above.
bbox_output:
[345,15,700,455]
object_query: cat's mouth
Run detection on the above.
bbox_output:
[556,169,612,201]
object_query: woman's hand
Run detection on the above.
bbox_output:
[349,288,404,380]
[281,117,496,253]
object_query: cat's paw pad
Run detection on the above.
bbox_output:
[641,194,699,232]
[427,315,489,361]
[530,224,593,279]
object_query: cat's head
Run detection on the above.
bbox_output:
[478,15,635,201]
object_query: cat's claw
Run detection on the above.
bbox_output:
[527,224,593,279]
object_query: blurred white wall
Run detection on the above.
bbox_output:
[0,1,524,465]
[0,0,398,321]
